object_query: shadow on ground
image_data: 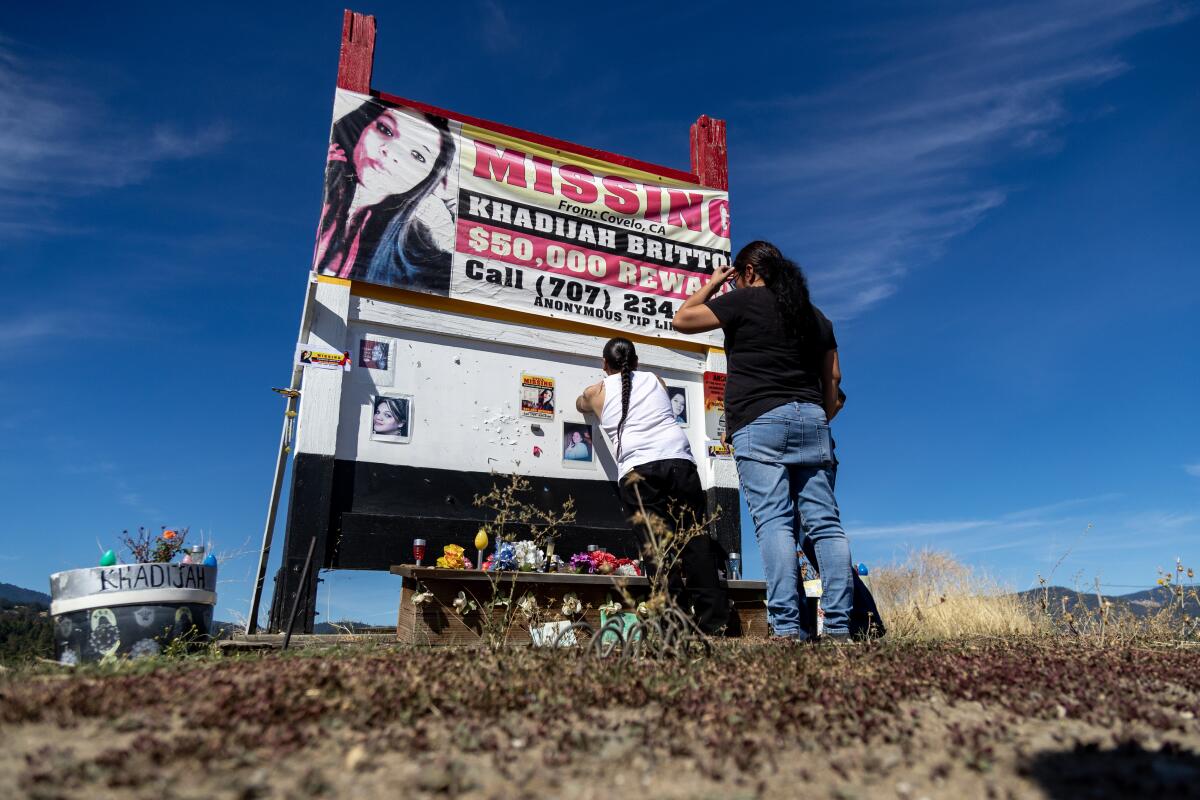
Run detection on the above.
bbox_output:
[1024,740,1200,798]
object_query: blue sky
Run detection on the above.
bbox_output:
[1,1,1196,626]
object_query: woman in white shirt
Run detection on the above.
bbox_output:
[576,337,729,634]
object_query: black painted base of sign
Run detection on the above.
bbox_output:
[268,455,742,633]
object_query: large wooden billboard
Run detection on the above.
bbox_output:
[251,10,737,633]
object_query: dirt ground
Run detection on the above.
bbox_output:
[2,639,1199,799]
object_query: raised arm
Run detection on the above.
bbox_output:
[672,264,735,334]
[822,349,842,422]
[575,381,605,416]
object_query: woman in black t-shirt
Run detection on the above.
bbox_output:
[674,241,855,641]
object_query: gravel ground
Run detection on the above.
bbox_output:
[2,638,1199,799]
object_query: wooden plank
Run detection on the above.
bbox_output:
[393,566,769,645]
[392,565,765,591]
[294,279,352,458]
[220,632,398,653]
[398,571,627,646]
[336,10,375,93]
[373,88,700,186]
[689,115,729,191]
[351,293,707,373]
[394,565,649,587]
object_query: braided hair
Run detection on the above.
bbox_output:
[602,337,638,460]
[733,240,820,347]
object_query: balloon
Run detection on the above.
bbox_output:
[474,527,489,551]
[99,549,117,567]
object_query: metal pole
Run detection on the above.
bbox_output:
[246,277,318,634]
[282,536,318,651]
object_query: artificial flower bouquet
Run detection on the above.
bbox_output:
[481,540,547,572]
[436,544,469,569]
[564,550,642,576]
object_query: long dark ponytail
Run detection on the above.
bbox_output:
[602,337,638,460]
[733,240,819,346]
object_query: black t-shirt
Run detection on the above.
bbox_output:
[707,287,837,436]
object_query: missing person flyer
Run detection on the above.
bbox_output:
[703,371,726,440]
[520,374,556,419]
[296,343,351,371]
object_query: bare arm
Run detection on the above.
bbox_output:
[822,350,842,422]
[672,264,735,334]
[575,381,605,416]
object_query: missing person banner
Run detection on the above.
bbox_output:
[312,89,731,345]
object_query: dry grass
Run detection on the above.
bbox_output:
[869,549,1200,646]
[870,549,1037,640]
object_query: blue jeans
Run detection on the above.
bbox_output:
[732,402,854,638]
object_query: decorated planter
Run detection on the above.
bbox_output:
[49,563,217,664]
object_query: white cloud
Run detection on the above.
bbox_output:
[0,40,230,234]
[478,0,519,53]
[736,0,1190,319]
[1184,463,1200,478]
[0,310,129,343]
[850,495,1198,574]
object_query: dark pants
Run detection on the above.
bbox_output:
[618,459,730,635]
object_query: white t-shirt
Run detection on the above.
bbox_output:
[600,371,693,476]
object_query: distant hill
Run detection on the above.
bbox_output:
[0,583,50,609]
[0,599,53,663]
[1018,585,1200,619]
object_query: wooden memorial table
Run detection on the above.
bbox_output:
[391,565,769,646]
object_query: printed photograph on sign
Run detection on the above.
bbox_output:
[520,374,556,419]
[562,422,594,467]
[359,338,390,370]
[666,386,688,426]
[370,395,412,443]
[313,92,460,295]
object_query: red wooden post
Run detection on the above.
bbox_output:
[337,9,376,93]
[690,115,728,191]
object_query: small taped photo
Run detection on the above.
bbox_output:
[369,395,412,443]
[666,386,688,426]
[562,421,594,467]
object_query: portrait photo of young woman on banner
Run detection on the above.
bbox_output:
[313,93,459,295]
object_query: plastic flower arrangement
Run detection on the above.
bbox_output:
[436,544,469,569]
[517,594,539,618]
[452,590,477,616]
[567,553,595,574]
[590,550,619,575]
[614,558,642,577]
[513,540,546,571]
[561,592,582,616]
[598,596,622,614]
[484,542,517,571]
[120,526,189,564]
